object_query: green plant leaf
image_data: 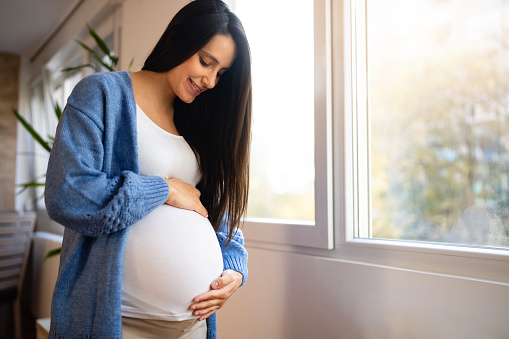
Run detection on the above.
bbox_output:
[54,102,62,120]
[16,151,49,158]
[128,57,135,71]
[16,181,45,194]
[13,109,52,153]
[76,39,116,72]
[87,24,112,59]
[83,25,118,71]
[45,248,61,260]
[75,40,108,67]
[62,63,96,73]
[76,39,102,59]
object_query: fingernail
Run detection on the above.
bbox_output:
[215,282,219,287]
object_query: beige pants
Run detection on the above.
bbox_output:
[122,317,207,339]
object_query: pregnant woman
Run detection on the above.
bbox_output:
[44,1,251,338]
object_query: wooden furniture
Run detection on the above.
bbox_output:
[0,212,36,339]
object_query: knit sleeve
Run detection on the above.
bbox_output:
[44,76,168,237]
[217,226,248,286]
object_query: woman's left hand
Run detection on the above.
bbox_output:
[190,269,243,321]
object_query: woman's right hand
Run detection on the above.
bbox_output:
[164,178,208,218]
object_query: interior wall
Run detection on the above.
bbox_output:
[119,0,188,71]
[217,246,509,339]
[0,52,20,212]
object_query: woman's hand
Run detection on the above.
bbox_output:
[164,178,208,218]
[190,270,243,321]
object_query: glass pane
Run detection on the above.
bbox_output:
[367,0,509,247]
[233,0,315,221]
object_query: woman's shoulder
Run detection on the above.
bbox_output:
[73,71,131,95]
[67,71,133,108]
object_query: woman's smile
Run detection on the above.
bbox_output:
[188,78,203,95]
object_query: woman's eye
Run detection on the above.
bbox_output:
[199,57,209,67]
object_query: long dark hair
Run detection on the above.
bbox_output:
[142,0,252,245]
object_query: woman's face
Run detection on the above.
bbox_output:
[167,34,237,104]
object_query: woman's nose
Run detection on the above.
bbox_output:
[203,71,217,90]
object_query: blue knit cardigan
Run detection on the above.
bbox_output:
[45,71,248,339]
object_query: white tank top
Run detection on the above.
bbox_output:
[121,105,223,321]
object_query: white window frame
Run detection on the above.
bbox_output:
[341,0,509,283]
[245,0,509,285]
[28,78,48,206]
[243,0,334,250]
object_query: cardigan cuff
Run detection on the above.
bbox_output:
[139,176,169,211]
[223,254,248,286]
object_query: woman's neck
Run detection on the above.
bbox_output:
[130,70,180,135]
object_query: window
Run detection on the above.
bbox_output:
[352,0,509,249]
[231,0,334,248]
[238,0,508,283]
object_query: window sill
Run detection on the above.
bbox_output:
[243,230,509,285]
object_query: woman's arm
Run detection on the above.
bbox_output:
[45,75,169,237]
[217,227,248,286]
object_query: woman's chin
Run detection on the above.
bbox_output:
[180,95,196,104]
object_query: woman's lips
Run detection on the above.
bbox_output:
[189,79,203,95]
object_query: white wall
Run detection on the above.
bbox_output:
[119,0,187,71]
[218,245,509,339]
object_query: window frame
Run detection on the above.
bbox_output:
[341,0,509,282]
[242,0,334,250]
[245,0,509,285]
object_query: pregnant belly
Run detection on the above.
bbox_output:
[121,204,223,321]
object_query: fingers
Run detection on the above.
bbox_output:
[163,178,208,217]
[193,289,228,304]
[189,270,244,320]
[190,304,219,321]
[197,309,217,321]
[187,273,243,323]
[190,291,225,320]
[192,298,223,311]
[215,270,243,290]
[195,204,208,218]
